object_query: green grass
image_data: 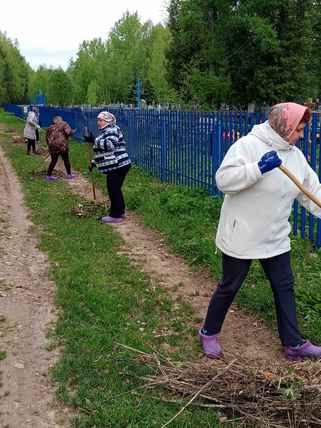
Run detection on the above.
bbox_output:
[0,110,223,427]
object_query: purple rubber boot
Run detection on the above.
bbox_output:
[284,340,321,361]
[101,215,123,224]
[66,173,75,179]
[46,175,58,181]
[198,329,222,359]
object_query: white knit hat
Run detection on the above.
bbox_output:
[97,111,116,126]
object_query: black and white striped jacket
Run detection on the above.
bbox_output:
[92,124,131,174]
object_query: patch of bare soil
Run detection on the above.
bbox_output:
[62,168,294,371]
[0,147,69,427]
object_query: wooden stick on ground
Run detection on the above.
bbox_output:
[86,142,96,201]
[278,164,321,209]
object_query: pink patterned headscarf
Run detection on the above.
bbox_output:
[268,102,309,140]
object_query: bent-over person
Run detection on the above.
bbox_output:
[46,116,74,181]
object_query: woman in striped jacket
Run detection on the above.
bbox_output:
[86,111,131,224]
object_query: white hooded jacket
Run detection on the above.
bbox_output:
[215,121,321,259]
[23,111,39,140]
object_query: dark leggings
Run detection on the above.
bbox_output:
[47,151,71,175]
[203,252,303,347]
[26,139,36,154]
[106,164,131,218]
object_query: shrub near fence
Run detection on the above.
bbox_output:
[3,104,321,247]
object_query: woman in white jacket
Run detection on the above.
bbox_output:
[199,102,321,361]
[23,107,40,155]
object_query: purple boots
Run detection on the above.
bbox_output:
[198,329,222,359]
[45,175,58,181]
[199,329,321,361]
[284,340,321,360]
[101,216,123,224]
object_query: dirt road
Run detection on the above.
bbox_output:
[0,146,67,427]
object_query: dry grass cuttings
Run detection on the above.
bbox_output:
[11,135,24,144]
[118,343,321,428]
[71,201,106,218]
[31,168,65,178]
[35,147,48,155]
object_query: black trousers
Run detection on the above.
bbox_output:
[106,164,131,218]
[26,138,36,154]
[203,251,303,347]
[47,151,71,175]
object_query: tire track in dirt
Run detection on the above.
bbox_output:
[0,146,69,427]
[66,172,290,371]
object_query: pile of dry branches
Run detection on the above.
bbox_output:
[119,344,321,428]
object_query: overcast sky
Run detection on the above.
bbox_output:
[0,0,168,70]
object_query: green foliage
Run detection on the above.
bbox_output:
[0,32,30,104]
[6,1,321,109]
[28,65,51,101]
[146,25,171,103]
[167,0,321,108]
[68,38,106,104]
[47,68,73,106]
[86,80,98,105]
[66,12,172,105]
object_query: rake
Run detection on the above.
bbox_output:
[278,164,321,209]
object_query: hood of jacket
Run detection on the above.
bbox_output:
[249,121,294,152]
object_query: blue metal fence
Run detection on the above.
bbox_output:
[3,104,321,247]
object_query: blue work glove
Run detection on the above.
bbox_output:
[258,151,282,174]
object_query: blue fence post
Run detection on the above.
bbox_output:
[160,116,166,182]
[211,121,221,196]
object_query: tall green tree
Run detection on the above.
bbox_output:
[224,0,318,105]
[146,24,171,103]
[28,65,52,101]
[67,12,169,105]
[166,0,231,108]
[166,0,321,108]
[86,80,98,105]
[0,32,30,104]
[105,12,150,102]
[47,68,73,105]
[68,38,106,104]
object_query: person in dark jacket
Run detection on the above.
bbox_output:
[46,116,75,181]
[85,111,131,223]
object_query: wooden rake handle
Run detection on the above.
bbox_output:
[278,164,321,209]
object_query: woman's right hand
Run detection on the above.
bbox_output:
[83,131,95,144]
[258,151,282,174]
